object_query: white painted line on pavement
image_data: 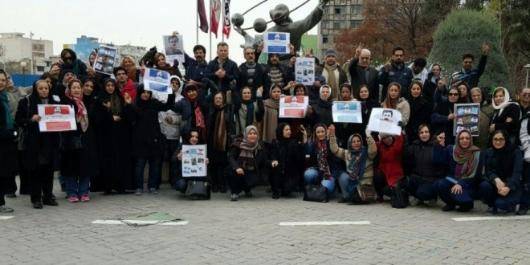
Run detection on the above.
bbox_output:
[279,221,370,226]
[92,220,189,226]
[453,216,530,222]
[0,216,14,220]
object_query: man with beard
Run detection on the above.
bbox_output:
[379,47,413,100]
[183,45,209,85]
[238,47,265,99]
[264,53,293,97]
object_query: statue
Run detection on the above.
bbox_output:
[232,0,329,54]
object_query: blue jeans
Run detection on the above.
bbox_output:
[338,171,358,200]
[304,167,335,194]
[135,156,162,190]
[435,178,476,207]
[478,181,521,211]
[65,176,90,197]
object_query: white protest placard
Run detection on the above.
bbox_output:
[367,108,402,135]
[93,45,118,75]
[37,104,77,132]
[182,145,207,177]
[264,32,290,54]
[163,34,184,65]
[295,57,315,85]
[332,101,362,123]
[454,103,480,136]
[279,95,308,118]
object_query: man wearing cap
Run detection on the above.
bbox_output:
[318,49,347,101]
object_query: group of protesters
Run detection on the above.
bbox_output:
[0,39,529,216]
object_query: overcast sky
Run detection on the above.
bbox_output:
[0,0,321,62]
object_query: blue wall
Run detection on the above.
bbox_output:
[11,74,40,87]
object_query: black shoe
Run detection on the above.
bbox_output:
[42,198,58,206]
[272,193,280,199]
[457,204,473,212]
[442,204,456,212]
[32,201,43,209]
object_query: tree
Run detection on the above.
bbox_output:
[335,0,458,64]
[428,9,509,91]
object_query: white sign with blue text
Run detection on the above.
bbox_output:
[264,32,290,54]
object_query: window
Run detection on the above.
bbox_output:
[335,7,341,14]
[334,22,341,29]
[323,36,329,44]
[351,5,363,15]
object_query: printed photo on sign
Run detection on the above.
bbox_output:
[163,34,184,65]
[264,32,290,54]
[454,103,480,136]
[182,145,207,177]
[295,57,315,86]
[143,68,172,94]
[279,95,308,118]
[37,104,77,132]
[367,108,402,135]
[332,101,362,123]
[93,45,118,75]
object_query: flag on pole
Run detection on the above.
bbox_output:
[222,0,231,38]
[210,0,222,38]
[198,0,209,33]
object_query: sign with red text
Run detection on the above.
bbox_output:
[279,95,308,118]
[38,104,77,132]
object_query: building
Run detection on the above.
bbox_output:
[68,35,146,66]
[318,0,365,61]
[0,32,54,74]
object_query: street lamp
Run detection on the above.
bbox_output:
[525,64,530,89]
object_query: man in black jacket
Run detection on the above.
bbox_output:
[206,42,239,93]
[348,45,379,102]
[379,47,413,100]
[238,47,265,99]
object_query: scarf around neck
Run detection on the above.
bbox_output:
[316,140,332,179]
[324,64,339,98]
[453,144,480,179]
[65,89,89,132]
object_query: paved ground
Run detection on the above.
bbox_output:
[1,180,530,265]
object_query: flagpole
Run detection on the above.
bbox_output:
[221,0,225,43]
[196,0,199,45]
[209,0,212,61]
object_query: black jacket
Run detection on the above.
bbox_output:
[406,96,433,142]
[404,140,447,182]
[349,58,379,102]
[238,62,266,98]
[206,57,239,92]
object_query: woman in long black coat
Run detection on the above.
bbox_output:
[406,81,432,143]
[92,78,134,194]
[15,80,60,209]
[0,70,17,212]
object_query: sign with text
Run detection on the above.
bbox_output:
[264,32,290,54]
[38,104,77,132]
[182,144,207,177]
[332,101,362,123]
[279,95,308,118]
[295,57,315,85]
[93,45,118,75]
[454,103,480,136]
[367,108,402,135]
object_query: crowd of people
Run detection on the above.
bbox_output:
[0,40,529,216]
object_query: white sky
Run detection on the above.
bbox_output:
[0,0,320,62]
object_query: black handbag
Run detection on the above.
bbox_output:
[303,184,328,203]
[390,184,409,209]
[185,180,211,200]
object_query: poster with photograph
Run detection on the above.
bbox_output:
[143,68,172,94]
[295,57,315,85]
[264,32,290,54]
[163,34,184,65]
[367,108,402,135]
[332,101,362,123]
[279,95,308,118]
[182,145,207,177]
[93,45,118,75]
[454,103,480,136]
[37,104,77,132]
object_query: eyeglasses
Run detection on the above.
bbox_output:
[449,93,459,96]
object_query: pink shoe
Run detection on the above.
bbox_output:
[68,196,80,203]
[80,194,90,202]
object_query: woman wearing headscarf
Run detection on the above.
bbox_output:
[406,81,432,143]
[227,125,268,201]
[15,80,60,209]
[431,87,460,146]
[303,124,340,200]
[93,78,134,194]
[435,130,481,212]
[269,123,305,199]
[127,85,174,195]
[177,83,208,140]
[478,130,523,214]
[0,70,17,212]
[233,86,264,137]
[335,83,364,148]
[382,82,410,128]
[490,87,520,144]
[262,84,281,145]
[61,79,98,202]
[329,126,377,204]
[309,85,334,127]
[404,124,447,205]
[207,91,233,193]
[356,84,378,137]
[470,87,494,149]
